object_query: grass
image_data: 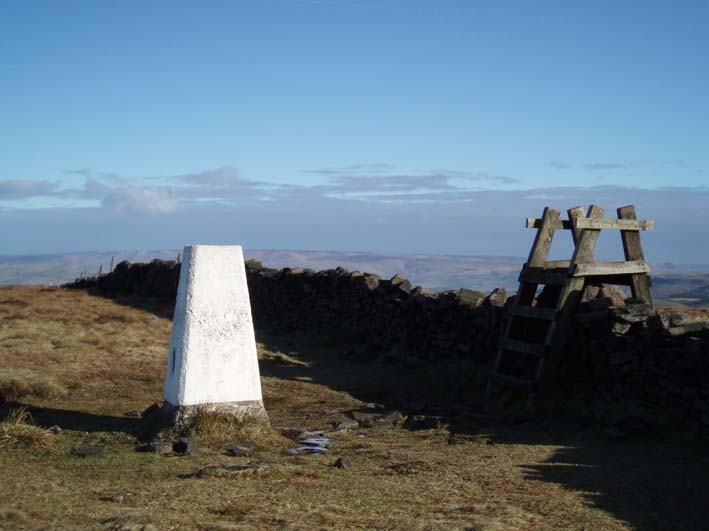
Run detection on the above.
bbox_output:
[0,368,67,402]
[0,406,56,451]
[1,285,708,530]
[189,410,288,450]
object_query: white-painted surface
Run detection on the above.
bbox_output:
[164,245,263,406]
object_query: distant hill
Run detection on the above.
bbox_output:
[652,273,709,308]
[0,250,180,286]
[246,250,523,292]
[1,249,708,307]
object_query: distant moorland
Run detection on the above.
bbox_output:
[1,249,708,307]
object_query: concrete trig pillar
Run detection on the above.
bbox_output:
[163,245,267,424]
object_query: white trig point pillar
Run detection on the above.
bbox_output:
[163,245,267,424]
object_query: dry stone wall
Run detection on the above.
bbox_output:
[66,258,709,429]
[244,260,508,361]
[569,295,709,429]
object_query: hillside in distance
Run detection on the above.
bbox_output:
[1,249,708,306]
[0,249,524,292]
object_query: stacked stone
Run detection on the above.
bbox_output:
[92,259,181,299]
[244,260,509,362]
[569,285,709,428]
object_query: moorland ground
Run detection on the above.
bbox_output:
[1,285,708,531]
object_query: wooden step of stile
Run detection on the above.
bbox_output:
[499,337,547,357]
[488,371,536,391]
[519,266,569,286]
[507,305,557,321]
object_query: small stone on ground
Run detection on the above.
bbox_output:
[173,436,198,455]
[71,447,104,457]
[224,441,256,457]
[275,423,305,440]
[334,457,350,469]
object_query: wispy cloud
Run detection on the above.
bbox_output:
[549,160,571,170]
[64,168,131,185]
[4,163,705,217]
[304,163,395,175]
[464,172,520,185]
[0,179,60,199]
[21,171,180,213]
[297,166,519,200]
[583,162,627,170]
[2,174,709,262]
[102,186,178,214]
[177,166,244,187]
[327,174,456,193]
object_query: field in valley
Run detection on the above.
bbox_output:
[1,285,708,531]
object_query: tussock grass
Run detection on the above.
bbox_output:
[190,409,288,450]
[0,368,67,402]
[0,406,56,451]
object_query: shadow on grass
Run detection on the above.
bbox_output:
[0,401,145,437]
[77,288,176,320]
[520,437,709,531]
[254,325,493,423]
[256,327,709,531]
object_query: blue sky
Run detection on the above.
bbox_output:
[1,1,708,262]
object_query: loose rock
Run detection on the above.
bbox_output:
[331,418,359,430]
[145,440,173,456]
[333,457,350,469]
[71,447,104,458]
[352,410,404,428]
[403,415,442,431]
[275,423,305,440]
[173,436,198,455]
[225,441,256,457]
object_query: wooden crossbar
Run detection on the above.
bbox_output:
[518,267,568,285]
[526,217,653,231]
[575,218,653,231]
[571,260,650,277]
[525,218,572,230]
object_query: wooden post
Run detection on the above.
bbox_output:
[109,256,114,273]
[617,205,653,306]
[567,206,585,245]
[518,207,561,305]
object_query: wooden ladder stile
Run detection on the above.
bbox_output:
[485,204,654,409]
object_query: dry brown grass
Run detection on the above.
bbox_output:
[0,285,170,414]
[100,510,156,531]
[189,409,289,450]
[0,286,707,530]
[0,506,31,528]
[0,406,56,451]
[0,368,67,402]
